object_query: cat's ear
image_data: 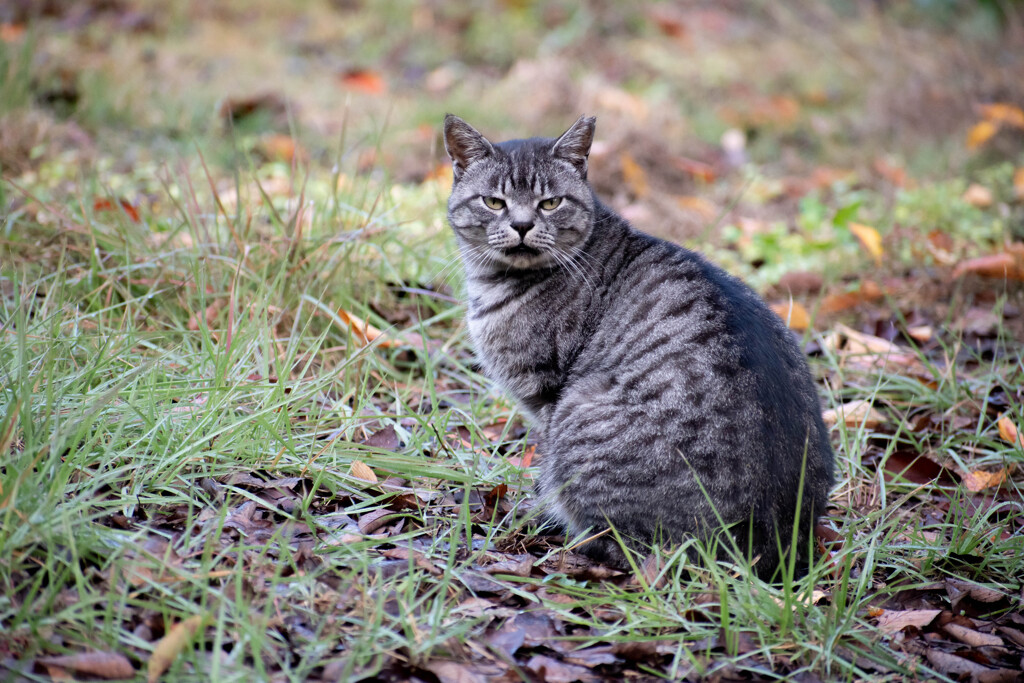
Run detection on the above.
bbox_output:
[444,114,495,181]
[551,115,596,178]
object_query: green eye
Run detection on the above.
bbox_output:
[482,197,506,210]
[539,197,562,211]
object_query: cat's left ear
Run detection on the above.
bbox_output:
[551,115,596,178]
[444,114,495,181]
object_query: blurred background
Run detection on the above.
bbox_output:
[2,0,1023,289]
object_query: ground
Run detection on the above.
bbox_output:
[2,1,1024,681]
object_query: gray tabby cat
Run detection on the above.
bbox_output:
[443,114,834,577]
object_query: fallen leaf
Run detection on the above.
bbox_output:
[770,301,811,330]
[675,195,717,219]
[883,450,954,486]
[979,102,1024,128]
[336,308,395,347]
[37,652,135,680]
[257,134,306,163]
[93,198,140,222]
[0,23,26,42]
[423,660,489,683]
[775,271,823,296]
[819,280,885,314]
[525,654,598,683]
[147,615,204,683]
[822,400,886,429]
[952,253,1024,281]
[963,183,994,208]
[339,69,386,94]
[357,508,396,535]
[619,153,649,198]
[348,460,378,484]
[961,468,1007,492]
[874,608,941,634]
[906,325,933,342]
[967,120,999,150]
[1014,167,1024,200]
[848,222,883,266]
[361,424,403,450]
[997,415,1022,448]
[834,322,898,355]
[944,622,1004,647]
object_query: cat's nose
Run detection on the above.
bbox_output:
[511,221,534,239]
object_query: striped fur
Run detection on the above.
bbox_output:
[444,115,834,577]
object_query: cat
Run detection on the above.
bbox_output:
[442,114,835,578]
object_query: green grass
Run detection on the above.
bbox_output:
[3,1,1024,680]
[3,150,1022,680]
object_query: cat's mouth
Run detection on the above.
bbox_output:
[501,244,541,257]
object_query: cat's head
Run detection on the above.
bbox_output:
[443,115,597,271]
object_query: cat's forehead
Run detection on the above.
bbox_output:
[482,137,570,194]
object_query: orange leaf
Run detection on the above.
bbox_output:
[93,198,140,222]
[619,153,649,198]
[962,183,993,208]
[770,301,811,331]
[148,615,204,683]
[0,22,25,42]
[848,222,883,266]
[1013,167,1024,200]
[818,280,884,314]
[676,195,717,219]
[336,308,396,347]
[672,156,717,183]
[998,415,1022,448]
[339,69,386,94]
[952,253,1024,281]
[348,460,379,484]
[961,468,1007,492]
[966,120,999,150]
[258,134,306,163]
[980,102,1024,128]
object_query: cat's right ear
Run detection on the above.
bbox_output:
[443,115,494,181]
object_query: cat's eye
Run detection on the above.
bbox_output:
[482,197,506,210]
[539,197,562,211]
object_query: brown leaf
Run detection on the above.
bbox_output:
[339,69,386,94]
[944,622,1004,647]
[775,270,824,296]
[953,253,1024,281]
[1013,167,1024,200]
[147,615,204,683]
[883,451,954,486]
[257,134,307,163]
[423,660,490,683]
[361,424,403,450]
[819,280,884,314]
[980,102,1024,128]
[525,655,599,683]
[874,608,941,633]
[357,508,397,535]
[770,301,811,331]
[37,652,135,680]
[348,460,378,484]
[822,400,886,429]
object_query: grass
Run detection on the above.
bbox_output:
[3,150,1022,681]
[3,1,1024,680]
